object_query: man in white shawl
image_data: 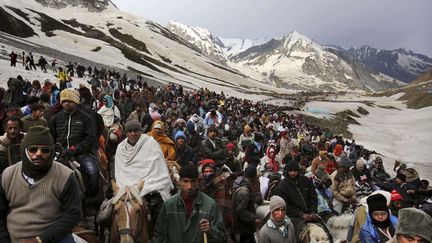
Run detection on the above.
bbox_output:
[115,119,173,225]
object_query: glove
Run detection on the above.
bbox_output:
[64,146,76,159]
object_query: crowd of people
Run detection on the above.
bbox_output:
[0,61,431,243]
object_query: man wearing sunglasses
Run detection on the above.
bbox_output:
[0,126,81,243]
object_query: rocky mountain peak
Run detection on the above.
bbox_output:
[167,20,227,64]
[34,0,115,12]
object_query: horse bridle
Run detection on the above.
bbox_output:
[112,186,147,241]
[116,199,142,239]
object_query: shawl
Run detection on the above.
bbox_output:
[114,134,173,200]
[147,121,176,160]
[266,146,279,172]
[98,105,121,127]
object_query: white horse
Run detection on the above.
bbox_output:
[301,214,351,243]
[256,203,351,243]
[327,213,352,242]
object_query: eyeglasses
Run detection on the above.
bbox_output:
[372,211,388,217]
[26,146,53,154]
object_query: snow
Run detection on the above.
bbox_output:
[301,93,432,180]
[1,0,295,99]
[397,53,432,75]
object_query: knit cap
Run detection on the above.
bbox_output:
[179,163,199,179]
[391,189,402,201]
[226,143,235,151]
[315,165,329,180]
[22,126,54,148]
[396,208,432,242]
[175,131,186,141]
[201,159,216,173]
[356,159,365,170]
[403,168,419,183]
[125,119,141,132]
[285,160,300,172]
[367,193,388,213]
[269,195,286,212]
[60,88,80,104]
[339,154,352,168]
[244,165,257,178]
[396,173,406,182]
[21,126,55,179]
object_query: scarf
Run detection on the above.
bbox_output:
[98,105,120,127]
[148,121,175,146]
[21,146,53,180]
[266,147,279,172]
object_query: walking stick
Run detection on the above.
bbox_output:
[203,232,208,243]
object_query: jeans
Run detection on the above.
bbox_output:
[76,154,100,197]
[58,234,76,243]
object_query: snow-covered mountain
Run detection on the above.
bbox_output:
[34,0,114,11]
[167,22,400,91]
[218,37,270,58]
[0,0,286,99]
[342,46,432,83]
[166,21,227,64]
[0,0,403,94]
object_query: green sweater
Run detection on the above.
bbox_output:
[152,191,226,243]
[0,162,81,242]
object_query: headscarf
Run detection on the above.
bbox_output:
[103,94,114,108]
[147,121,175,160]
[266,145,279,172]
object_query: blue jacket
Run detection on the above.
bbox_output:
[360,212,397,243]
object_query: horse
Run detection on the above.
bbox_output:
[110,180,152,243]
[326,212,352,242]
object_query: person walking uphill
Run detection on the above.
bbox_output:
[151,164,226,243]
[0,126,81,243]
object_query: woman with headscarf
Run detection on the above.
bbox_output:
[148,120,176,161]
[97,94,121,128]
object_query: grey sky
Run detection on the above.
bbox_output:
[111,0,432,57]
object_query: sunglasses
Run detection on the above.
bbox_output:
[26,146,53,154]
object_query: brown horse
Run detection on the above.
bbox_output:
[110,180,152,243]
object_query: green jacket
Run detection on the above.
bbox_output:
[151,190,226,243]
